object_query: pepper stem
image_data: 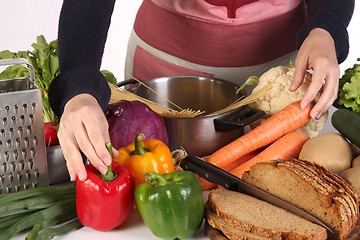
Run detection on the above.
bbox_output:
[99,142,117,182]
[144,172,168,186]
[133,132,149,155]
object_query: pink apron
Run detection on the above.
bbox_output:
[125,0,307,85]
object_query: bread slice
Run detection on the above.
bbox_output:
[241,159,359,240]
[206,202,272,240]
[206,188,327,240]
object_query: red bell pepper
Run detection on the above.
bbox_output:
[76,143,135,231]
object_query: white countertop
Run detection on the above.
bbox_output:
[14,210,209,240]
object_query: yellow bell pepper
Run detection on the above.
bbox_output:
[113,132,175,186]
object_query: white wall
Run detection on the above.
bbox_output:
[0,0,142,78]
[0,0,358,132]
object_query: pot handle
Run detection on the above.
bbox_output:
[214,107,265,132]
[116,78,139,87]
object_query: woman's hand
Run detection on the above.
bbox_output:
[58,93,118,181]
[291,28,340,120]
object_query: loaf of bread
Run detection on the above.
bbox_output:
[206,188,327,240]
[241,158,359,240]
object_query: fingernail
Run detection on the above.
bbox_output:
[78,174,86,181]
[112,148,119,155]
[311,111,319,119]
[100,166,108,175]
[301,100,309,109]
[103,157,112,166]
[315,112,323,120]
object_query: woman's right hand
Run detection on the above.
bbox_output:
[58,93,118,181]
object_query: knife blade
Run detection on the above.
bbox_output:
[180,155,334,236]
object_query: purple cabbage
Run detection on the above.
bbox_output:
[105,100,169,149]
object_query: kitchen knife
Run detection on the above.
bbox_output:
[180,155,335,237]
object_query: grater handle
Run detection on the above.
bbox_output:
[0,58,36,84]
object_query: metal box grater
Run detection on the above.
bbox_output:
[0,58,48,194]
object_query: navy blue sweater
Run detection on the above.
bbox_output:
[48,0,355,117]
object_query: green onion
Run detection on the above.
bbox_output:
[0,198,76,240]
[36,218,83,240]
[0,183,75,205]
[0,184,79,240]
[0,192,75,213]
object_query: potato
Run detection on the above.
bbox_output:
[299,132,352,173]
[352,155,360,168]
[340,167,360,199]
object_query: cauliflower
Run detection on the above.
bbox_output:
[248,65,328,138]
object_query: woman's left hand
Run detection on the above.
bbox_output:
[290,28,340,120]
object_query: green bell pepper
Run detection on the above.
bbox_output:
[135,170,204,240]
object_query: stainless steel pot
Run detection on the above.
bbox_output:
[117,76,264,157]
[46,145,69,184]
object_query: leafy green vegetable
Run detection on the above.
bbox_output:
[336,58,360,112]
[0,35,117,123]
[101,70,117,84]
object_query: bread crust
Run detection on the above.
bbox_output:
[288,159,358,227]
[241,158,359,240]
[276,160,353,237]
[295,159,358,223]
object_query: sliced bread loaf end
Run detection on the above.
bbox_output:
[241,158,359,240]
[206,188,327,240]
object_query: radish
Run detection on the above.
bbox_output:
[44,122,59,147]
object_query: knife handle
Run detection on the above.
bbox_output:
[180,156,240,191]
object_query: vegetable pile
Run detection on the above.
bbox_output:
[0,184,82,240]
[197,100,314,190]
[331,58,360,150]
[329,59,360,192]
[194,62,360,201]
[208,101,312,170]
[74,139,204,239]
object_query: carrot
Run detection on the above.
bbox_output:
[199,151,259,190]
[195,155,216,190]
[230,129,309,178]
[207,101,313,169]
